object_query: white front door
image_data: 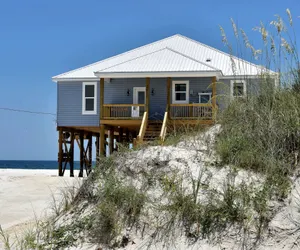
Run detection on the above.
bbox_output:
[133,87,146,104]
[132,87,146,117]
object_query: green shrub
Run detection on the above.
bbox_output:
[102,178,147,225]
[89,201,120,245]
[216,87,300,199]
[159,173,253,240]
[88,163,147,247]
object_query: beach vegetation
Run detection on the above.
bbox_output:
[0,225,11,250]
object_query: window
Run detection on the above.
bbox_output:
[82,82,97,115]
[172,81,189,104]
[198,93,212,103]
[230,80,246,97]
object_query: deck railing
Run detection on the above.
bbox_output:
[170,104,213,120]
[103,104,146,119]
[159,111,168,142]
[137,112,148,142]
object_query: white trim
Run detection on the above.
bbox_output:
[82,82,97,115]
[219,74,277,80]
[53,77,98,83]
[133,87,146,104]
[94,71,222,79]
[172,81,189,104]
[198,92,212,103]
[53,73,279,82]
[53,77,107,83]
[230,80,247,98]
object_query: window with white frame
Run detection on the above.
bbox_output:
[82,82,97,115]
[172,81,189,104]
[230,80,246,97]
[198,92,212,103]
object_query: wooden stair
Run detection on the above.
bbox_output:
[143,121,162,141]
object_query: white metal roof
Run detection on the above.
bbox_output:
[97,47,219,72]
[52,34,269,81]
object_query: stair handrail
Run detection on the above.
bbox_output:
[137,111,148,142]
[160,111,168,142]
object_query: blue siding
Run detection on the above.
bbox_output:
[57,82,100,127]
[217,78,263,110]
[104,78,146,104]
[171,77,213,104]
[58,77,255,126]
[103,77,214,119]
[149,78,167,120]
[104,78,168,120]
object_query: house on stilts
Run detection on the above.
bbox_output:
[52,34,277,177]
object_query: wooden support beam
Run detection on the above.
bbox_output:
[87,134,92,175]
[79,132,84,177]
[57,130,75,177]
[100,125,105,156]
[109,128,114,155]
[95,134,100,162]
[70,131,74,177]
[100,78,104,120]
[146,77,150,113]
[167,77,171,118]
[119,127,123,143]
[125,128,129,142]
[58,128,63,176]
[132,130,137,149]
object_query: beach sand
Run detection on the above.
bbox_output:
[0,169,84,232]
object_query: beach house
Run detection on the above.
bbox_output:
[52,34,276,176]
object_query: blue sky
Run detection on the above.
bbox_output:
[0,0,299,160]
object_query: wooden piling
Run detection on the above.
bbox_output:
[109,128,114,155]
[79,131,84,177]
[58,128,63,176]
[96,134,100,162]
[70,130,74,177]
[100,125,105,156]
[88,134,92,174]
[119,127,123,143]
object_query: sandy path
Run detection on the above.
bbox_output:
[0,169,84,230]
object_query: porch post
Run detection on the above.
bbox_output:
[167,77,171,118]
[146,77,150,113]
[212,76,217,121]
[100,78,104,120]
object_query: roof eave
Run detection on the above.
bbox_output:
[52,77,99,83]
[94,71,223,78]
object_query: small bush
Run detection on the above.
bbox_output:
[88,163,147,247]
[90,202,120,245]
[0,225,11,250]
[159,173,253,240]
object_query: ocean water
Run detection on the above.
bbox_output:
[0,160,81,170]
